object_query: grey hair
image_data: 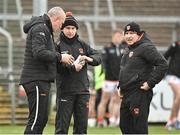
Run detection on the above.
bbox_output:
[47,6,65,17]
[112,29,124,35]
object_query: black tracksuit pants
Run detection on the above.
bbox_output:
[55,94,90,134]
[22,81,51,134]
[119,88,153,134]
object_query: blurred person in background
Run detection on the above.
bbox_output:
[93,64,110,126]
[164,40,180,130]
[118,22,168,134]
[19,7,74,134]
[97,30,126,127]
[87,67,97,127]
[55,12,101,134]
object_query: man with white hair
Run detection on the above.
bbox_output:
[20,7,74,134]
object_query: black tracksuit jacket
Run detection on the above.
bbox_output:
[164,41,180,78]
[56,32,101,96]
[102,42,127,80]
[118,32,168,95]
[20,14,61,85]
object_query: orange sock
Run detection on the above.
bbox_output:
[97,117,104,124]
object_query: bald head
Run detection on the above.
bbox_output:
[48,7,65,18]
[47,7,66,32]
[112,29,124,45]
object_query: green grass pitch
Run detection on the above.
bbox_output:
[0,124,180,134]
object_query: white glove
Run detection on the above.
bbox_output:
[74,63,83,72]
[73,55,86,66]
[73,55,84,72]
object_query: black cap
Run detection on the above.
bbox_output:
[61,12,78,30]
[124,22,141,34]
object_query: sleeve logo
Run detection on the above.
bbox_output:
[39,32,45,36]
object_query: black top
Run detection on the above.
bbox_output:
[118,32,168,94]
[102,42,127,80]
[56,32,101,96]
[20,14,61,85]
[164,41,180,78]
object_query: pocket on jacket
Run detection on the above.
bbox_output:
[22,81,37,94]
[37,81,51,93]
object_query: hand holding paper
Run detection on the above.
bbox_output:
[79,55,93,62]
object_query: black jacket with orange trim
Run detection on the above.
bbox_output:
[56,32,101,96]
[118,32,168,94]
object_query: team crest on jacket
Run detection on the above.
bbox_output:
[133,108,140,115]
[79,48,84,54]
[129,51,134,57]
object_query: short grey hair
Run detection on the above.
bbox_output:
[112,29,124,35]
[47,6,65,18]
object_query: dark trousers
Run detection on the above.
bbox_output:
[119,89,153,134]
[22,81,50,134]
[55,94,90,134]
